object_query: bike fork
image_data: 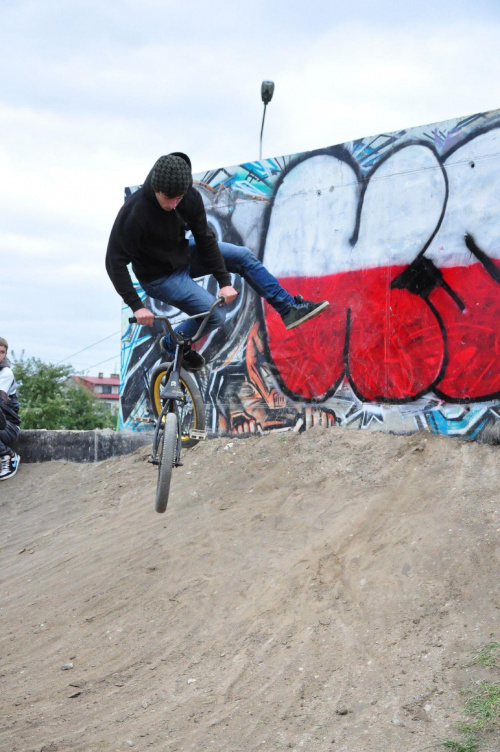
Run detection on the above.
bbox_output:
[150,400,183,468]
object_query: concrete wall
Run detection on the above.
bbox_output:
[17,430,151,463]
[119,109,500,442]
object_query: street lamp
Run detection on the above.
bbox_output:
[259,80,275,161]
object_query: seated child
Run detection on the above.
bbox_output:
[0,337,21,481]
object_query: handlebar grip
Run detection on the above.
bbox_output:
[129,316,137,324]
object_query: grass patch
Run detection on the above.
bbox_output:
[463,681,500,731]
[473,643,499,668]
[443,681,500,751]
[443,740,479,752]
[464,642,500,669]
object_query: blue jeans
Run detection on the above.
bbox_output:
[141,239,295,354]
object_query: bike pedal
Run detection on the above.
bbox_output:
[189,429,208,440]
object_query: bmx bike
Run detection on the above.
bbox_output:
[129,297,224,513]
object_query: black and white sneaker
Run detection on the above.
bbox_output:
[160,337,205,371]
[0,452,20,481]
[281,295,329,330]
[182,348,206,372]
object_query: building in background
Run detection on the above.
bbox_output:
[74,373,120,414]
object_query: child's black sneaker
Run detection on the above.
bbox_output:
[0,452,20,481]
[281,295,329,330]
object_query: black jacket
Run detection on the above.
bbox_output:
[106,153,231,312]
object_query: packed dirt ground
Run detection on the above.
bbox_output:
[1,427,499,752]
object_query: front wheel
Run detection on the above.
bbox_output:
[155,412,178,514]
[149,363,206,448]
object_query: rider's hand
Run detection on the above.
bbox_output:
[219,285,238,304]
[134,307,155,326]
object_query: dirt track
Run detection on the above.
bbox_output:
[1,427,499,752]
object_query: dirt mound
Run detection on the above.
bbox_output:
[1,428,498,752]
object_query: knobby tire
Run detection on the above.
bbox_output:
[155,411,178,514]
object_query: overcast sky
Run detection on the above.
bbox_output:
[1,0,499,375]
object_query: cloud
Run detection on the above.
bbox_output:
[1,1,500,372]
[270,21,500,155]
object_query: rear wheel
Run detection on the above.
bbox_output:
[155,411,178,514]
[149,363,206,447]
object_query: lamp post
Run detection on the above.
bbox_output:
[259,80,275,161]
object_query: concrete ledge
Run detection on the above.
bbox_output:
[17,429,152,463]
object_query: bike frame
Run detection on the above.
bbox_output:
[129,296,224,465]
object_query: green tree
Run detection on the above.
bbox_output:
[65,381,116,430]
[12,354,116,430]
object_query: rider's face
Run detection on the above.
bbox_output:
[155,192,184,211]
[0,346,6,365]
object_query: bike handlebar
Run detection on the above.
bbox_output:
[128,296,226,346]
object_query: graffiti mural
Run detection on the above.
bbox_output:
[120,109,500,442]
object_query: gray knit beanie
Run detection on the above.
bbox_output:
[151,155,192,197]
